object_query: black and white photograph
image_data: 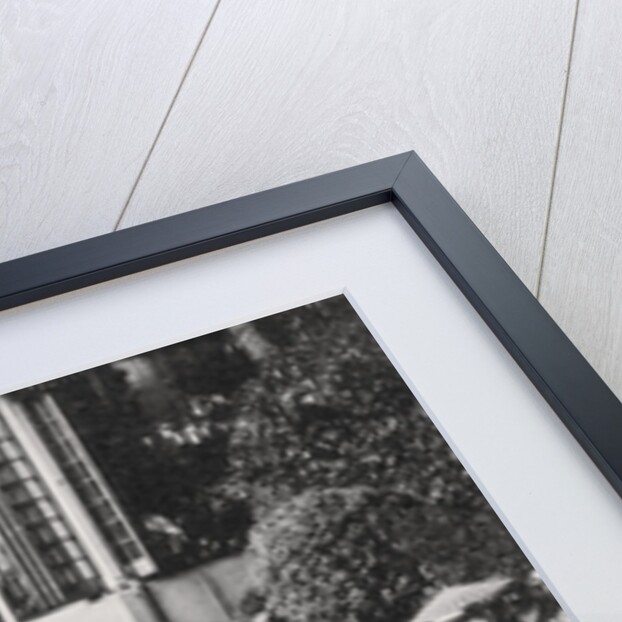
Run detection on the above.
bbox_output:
[0,296,566,622]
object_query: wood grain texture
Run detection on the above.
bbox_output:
[119,0,576,290]
[0,0,218,262]
[539,1,622,399]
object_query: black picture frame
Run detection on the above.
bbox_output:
[1,150,620,501]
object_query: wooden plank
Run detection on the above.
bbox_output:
[0,0,218,262]
[119,0,576,290]
[539,1,622,400]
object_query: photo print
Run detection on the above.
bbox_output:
[0,296,567,622]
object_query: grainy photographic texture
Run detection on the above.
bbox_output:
[0,296,566,622]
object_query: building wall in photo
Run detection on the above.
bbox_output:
[0,394,239,622]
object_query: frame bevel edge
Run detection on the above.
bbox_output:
[391,152,622,499]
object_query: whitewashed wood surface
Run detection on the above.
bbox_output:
[0,0,218,260]
[118,0,575,290]
[3,0,621,401]
[538,0,622,399]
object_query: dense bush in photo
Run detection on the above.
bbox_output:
[247,487,426,622]
[247,488,562,622]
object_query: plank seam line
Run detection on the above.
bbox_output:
[535,0,581,298]
[113,0,224,231]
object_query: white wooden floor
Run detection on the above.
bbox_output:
[2,1,620,399]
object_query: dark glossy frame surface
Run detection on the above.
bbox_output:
[1,151,621,497]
